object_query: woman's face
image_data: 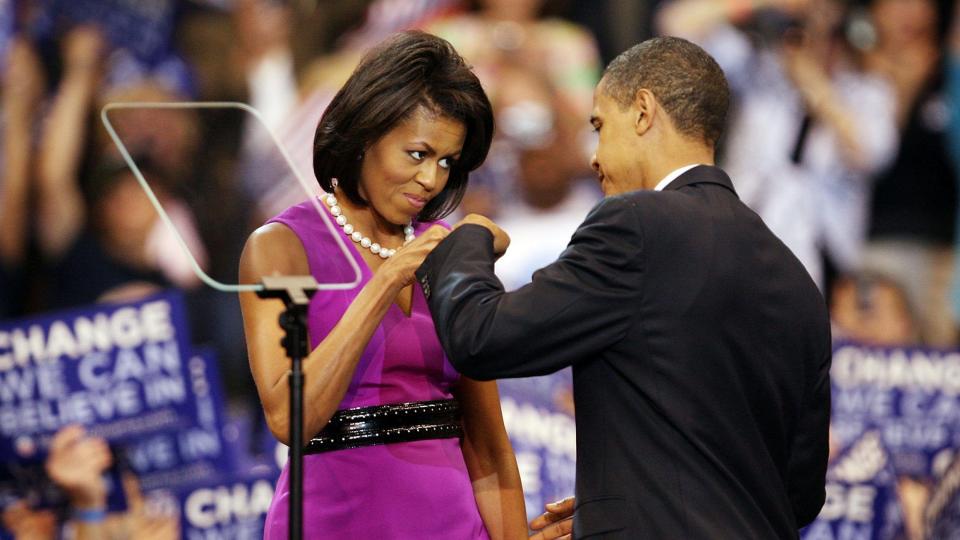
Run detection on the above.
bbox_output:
[358,106,466,224]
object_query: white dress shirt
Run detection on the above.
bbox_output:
[654,164,701,191]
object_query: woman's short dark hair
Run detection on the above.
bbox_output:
[313,31,494,222]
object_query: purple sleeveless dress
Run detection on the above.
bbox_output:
[262,200,490,539]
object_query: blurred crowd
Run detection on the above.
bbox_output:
[0,0,959,534]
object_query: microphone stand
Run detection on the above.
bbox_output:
[257,275,319,540]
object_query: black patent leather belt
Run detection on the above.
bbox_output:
[303,399,462,454]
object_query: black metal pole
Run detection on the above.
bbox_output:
[258,276,317,540]
[288,312,304,540]
[278,305,307,540]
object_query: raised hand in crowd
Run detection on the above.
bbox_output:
[45,424,112,538]
[0,501,57,540]
[233,0,291,68]
[46,425,113,540]
[45,425,112,510]
[117,472,180,540]
[36,25,106,259]
[780,0,868,170]
[528,496,575,540]
[1,38,45,270]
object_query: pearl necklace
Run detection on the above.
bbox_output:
[323,193,415,259]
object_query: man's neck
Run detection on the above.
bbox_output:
[642,144,715,190]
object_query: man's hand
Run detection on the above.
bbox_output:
[455,214,510,257]
[529,496,575,540]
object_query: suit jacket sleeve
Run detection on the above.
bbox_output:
[788,344,832,527]
[416,196,645,380]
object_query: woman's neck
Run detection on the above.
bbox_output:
[334,190,406,246]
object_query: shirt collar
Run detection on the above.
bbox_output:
[654,164,701,191]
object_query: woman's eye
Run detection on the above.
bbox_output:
[409,150,426,160]
[438,158,453,170]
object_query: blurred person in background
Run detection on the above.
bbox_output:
[658,0,898,293]
[427,0,602,218]
[427,0,600,122]
[29,26,206,309]
[830,272,920,345]
[861,0,959,347]
[485,63,596,516]
[490,63,600,292]
[234,0,464,222]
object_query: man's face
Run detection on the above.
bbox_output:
[589,81,644,196]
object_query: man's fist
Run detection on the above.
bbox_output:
[455,214,510,257]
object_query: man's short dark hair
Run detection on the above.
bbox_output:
[602,36,729,148]
[313,31,494,222]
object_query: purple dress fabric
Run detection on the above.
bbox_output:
[262,199,490,539]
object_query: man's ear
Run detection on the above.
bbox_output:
[634,89,656,136]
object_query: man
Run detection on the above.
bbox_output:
[417,37,831,538]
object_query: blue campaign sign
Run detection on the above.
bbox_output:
[34,0,177,65]
[830,342,960,477]
[0,290,199,458]
[0,293,235,494]
[926,451,960,538]
[497,369,577,520]
[801,431,904,540]
[144,464,280,540]
[120,349,234,493]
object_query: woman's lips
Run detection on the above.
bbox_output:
[404,194,427,209]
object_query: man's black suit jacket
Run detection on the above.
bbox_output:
[416,166,831,539]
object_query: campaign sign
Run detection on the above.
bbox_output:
[830,342,960,477]
[0,292,234,495]
[925,451,960,538]
[120,349,233,492]
[497,370,577,520]
[801,431,904,540]
[35,0,177,64]
[145,464,279,540]
[0,291,199,456]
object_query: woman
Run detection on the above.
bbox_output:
[239,31,526,538]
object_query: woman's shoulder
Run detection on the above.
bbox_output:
[240,222,310,280]
[267,198,341,249]
[267,198,324,226]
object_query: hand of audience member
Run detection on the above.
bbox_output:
[455,214,510,257]
[380,225,451,287]
[61,25,106,76]
[45,425,112,511]
[1,501,57,540]
[529,496,575,540]
[3,38,46,114]
[234,0,291,64]
[121,472,181,540]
